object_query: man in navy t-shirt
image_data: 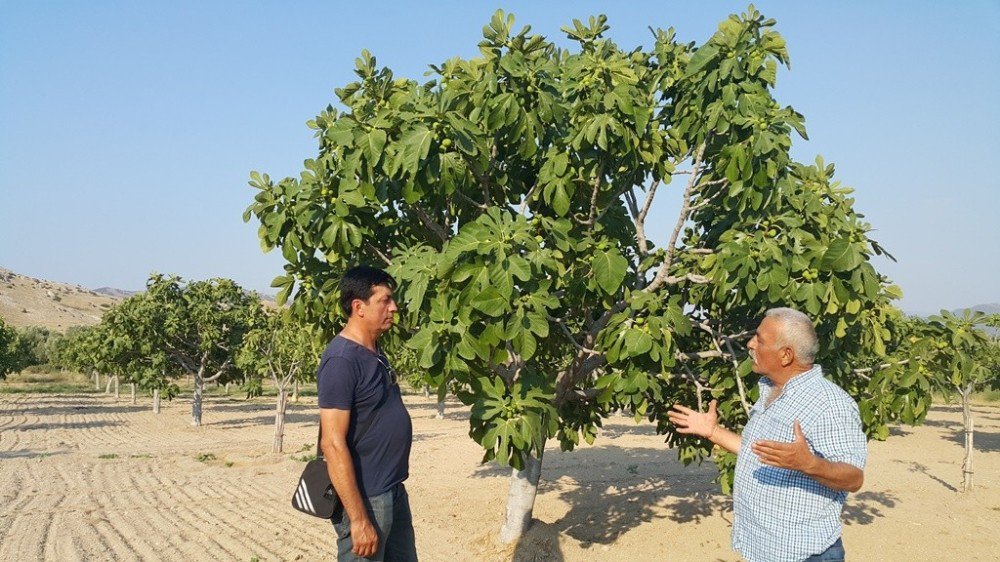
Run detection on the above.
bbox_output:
[318,266,415,561]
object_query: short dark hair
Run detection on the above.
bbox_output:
[338,266,396,317]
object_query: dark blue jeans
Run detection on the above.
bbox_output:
[332,483,417,561]
[804,537,845,561]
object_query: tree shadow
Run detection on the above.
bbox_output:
[921,418,961,430]
[894,460,957,492]
[411,431,453,443]
[597,419,660,439]
[842,491,899,525]
[0,449,70,460]
[209,412,317,428]
[18,420,121,431]
[476,445,727,554]
[888,426,912,437]
[403,399,470,421]
[14,403,147,416]
[944,431,1000,453]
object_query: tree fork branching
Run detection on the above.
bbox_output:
[644,142,707,294]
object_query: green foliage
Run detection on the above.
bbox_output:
[921,311,999,395]
[0,318,32,378]
[237,306,319,396]
[11,326,59,368]
[246,8,916,483]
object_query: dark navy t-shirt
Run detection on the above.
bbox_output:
[317,335,412,498]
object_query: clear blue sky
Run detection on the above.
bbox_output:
[1,1,997,315]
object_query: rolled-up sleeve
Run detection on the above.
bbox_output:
[811,400,867,469]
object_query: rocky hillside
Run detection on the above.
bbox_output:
[0,268,122,330]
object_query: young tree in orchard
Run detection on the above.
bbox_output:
[0,317,30,379]
[99,293,182,409]
[237,306,319,453]
[909,311,1000,492]
[59,324,104,389]
[246,9,922,541]
[138,274,257,426]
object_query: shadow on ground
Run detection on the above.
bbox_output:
[893,460,957,492]
[492,440,905,559]
[843,490,900,524]
[474,445,729,559]
[0,449,70,460]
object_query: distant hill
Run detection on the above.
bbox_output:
[93,287,137,299]
[0,268,121,330]
[959,303,1000,316]
[1,267,278,331]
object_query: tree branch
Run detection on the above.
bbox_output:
[644,142,707,294]
[586,165,605,226]
[549,315,600,355]
[365,242,392,266]
[454,189,488,211]
[410,203,449,242]
[634,179,661,255]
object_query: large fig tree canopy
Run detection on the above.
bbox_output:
[246,8,922,489]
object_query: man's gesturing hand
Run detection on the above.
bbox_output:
[751,420,817,472]
[668,399,718,439]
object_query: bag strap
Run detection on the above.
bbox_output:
[315,355,392,458]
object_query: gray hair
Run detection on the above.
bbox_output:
[765,307,819,363]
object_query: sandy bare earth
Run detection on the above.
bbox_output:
[1,392,998,562]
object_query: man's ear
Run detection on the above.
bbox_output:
[352,298,365,317]
[780,346,795,367]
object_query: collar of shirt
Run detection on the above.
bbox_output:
[758,364,823,407]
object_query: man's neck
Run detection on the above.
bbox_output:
[766,364,814,397]
[340,320,379,352]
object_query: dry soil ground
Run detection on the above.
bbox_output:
[1,392,998,561]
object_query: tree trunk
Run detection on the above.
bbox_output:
[192,370,204,426]
[105,375,113,394]
[113,376,120,399]
[273,388,289,453]
[293,380,300,403]
[93,370,100,390]
[436,398,445,420]
[961,384,975,492]
[499,444,546,544]
[130,383,137,404]
[153,389,161,414]
[225,382,231,395]
[423,384,431,399]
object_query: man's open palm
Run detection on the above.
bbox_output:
[751,420,817,472]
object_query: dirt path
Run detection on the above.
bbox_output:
[1,393,997,561]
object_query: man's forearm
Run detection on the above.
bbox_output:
[708,425,742,455]
[802,457,864,492]
[323,441,369,522]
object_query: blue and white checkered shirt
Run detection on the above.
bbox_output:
[732,365,866,562]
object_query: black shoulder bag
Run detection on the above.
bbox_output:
[292,390,388,519]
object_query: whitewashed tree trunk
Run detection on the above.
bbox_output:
[105,375,113,394]
[961,384,975,492]
[152,389,161,414]
[436,398,445,420]
[130,383,137,404]
[224,382,231,395]
[293,380,300,402]
[273,388,289,453]
[192,369,204,426]
[93,370,100,390]
[423,384,431,399]
[113,376,120,398]
[499,444,545,544]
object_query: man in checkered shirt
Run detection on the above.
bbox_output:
[669,307,866,562]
